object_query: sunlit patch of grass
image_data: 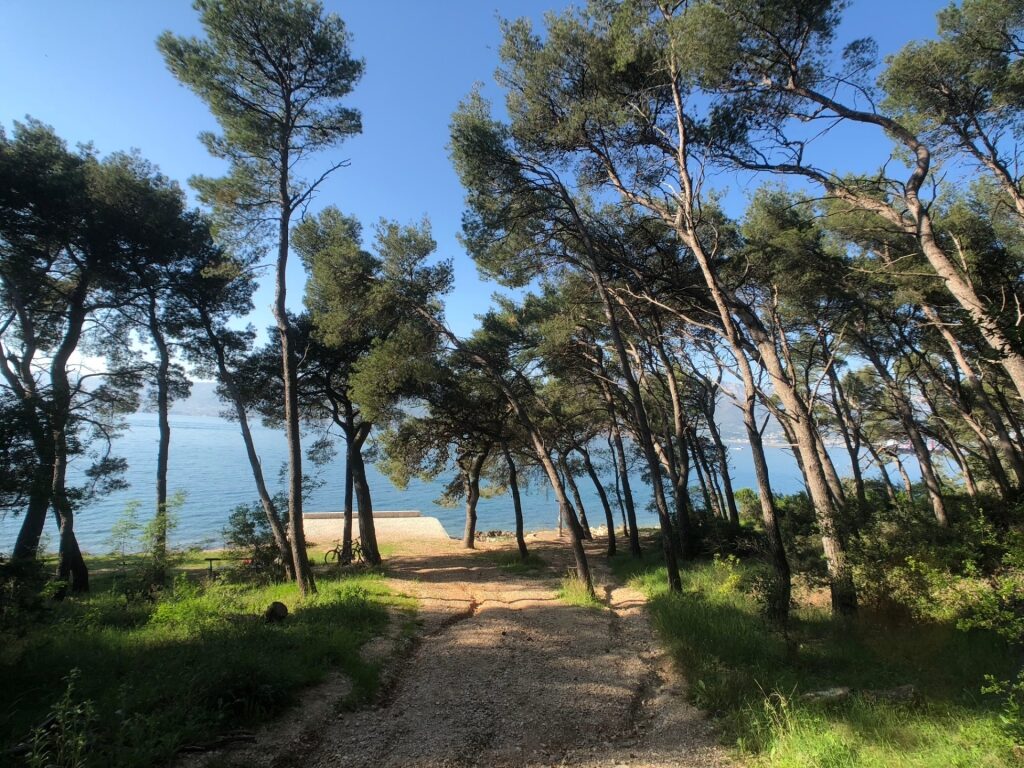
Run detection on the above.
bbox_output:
[557,575,605,609]
[615,553,1020,767]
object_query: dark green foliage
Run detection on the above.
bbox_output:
[0,555,54,631]
[23,669,96,768]
[222,500,288,583]
[615,551,1019,765]
[0,572,397,767]
[158,0,364,239]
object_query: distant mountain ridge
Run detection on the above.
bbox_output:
[146,380,767,440]
[139,381,225,418]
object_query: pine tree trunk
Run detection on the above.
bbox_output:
[592,275,681,592]
[607,403,641,557]
[276,140,314,596]
[49,292,90,593]
[502,444,528,560]
[148,293,171,582]
[343,435,354,562]
[688,433,716,520]
[705,416,740,528]
[827,366,867,507]
[413,308,595,596]
[865,441,898,506]
[352,426,381,565]
[203,315,294,580]
[895,456,915,501]
[913,214,1024,404]
[861,343,948,526]
[462,468,477,549]
[742,405,791,625]
[579,447,616,557]
[923,303,1024,488]
[560,456,592,540]
[14,462,53,561]
[52,425,88,593]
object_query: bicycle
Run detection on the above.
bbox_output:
[324,538,363,566]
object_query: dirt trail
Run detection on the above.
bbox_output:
[182,532,730,768]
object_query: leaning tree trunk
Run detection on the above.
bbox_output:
[502,444,529,560]
[592,274,681,591]
[560,455,592,540]
[649,338,699,554]
[415,308,595,596]
[705,413,740,529]
[49,294,90,593]
[913,210,1024,405]
[894,454,915,501]
[861,343,948,527]
[922,302,1024,489]
[352,425,382,565]
[741,314,856,615]
[608,434,631,538]
[864,440,899,507]
[827,365,867,507]
[202,314,294,579]
[579,446,616,557]
[14,461,53,561]
[724,333,793,623]
[742,402,792,626]
[605,395,641,557]
[51,422,88,593]
[687,433,717,520]
[653,435,689,557]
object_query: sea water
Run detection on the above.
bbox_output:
[0,412,895,555]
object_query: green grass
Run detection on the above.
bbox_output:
[1,570,413,767]
[479,550,549,576]
[611,551,1022,767]
[556,575,605,609]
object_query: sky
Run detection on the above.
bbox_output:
[0,0,951,342]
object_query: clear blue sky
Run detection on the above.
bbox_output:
[1,1,949,340]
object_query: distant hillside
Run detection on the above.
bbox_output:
[145,380,771,439]
[139,381,225,418]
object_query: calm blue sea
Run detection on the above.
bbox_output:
[0,412,904,555]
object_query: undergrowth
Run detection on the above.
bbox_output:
[0,569,412,767]
[557,575,604,609]
[611,550,1022,767]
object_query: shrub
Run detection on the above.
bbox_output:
[0,554,53,631]
[222,500,286,584]
[25,669,96,768]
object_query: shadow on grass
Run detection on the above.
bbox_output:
[610,551,1019,767]
[0,573,402,767]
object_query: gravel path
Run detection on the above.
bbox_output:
[181,532,731,768]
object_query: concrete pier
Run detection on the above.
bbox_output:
[303,511,450,544]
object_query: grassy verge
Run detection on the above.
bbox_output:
[1,568,413,767]
[611,550,1021,767]
[557,575,605,609]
